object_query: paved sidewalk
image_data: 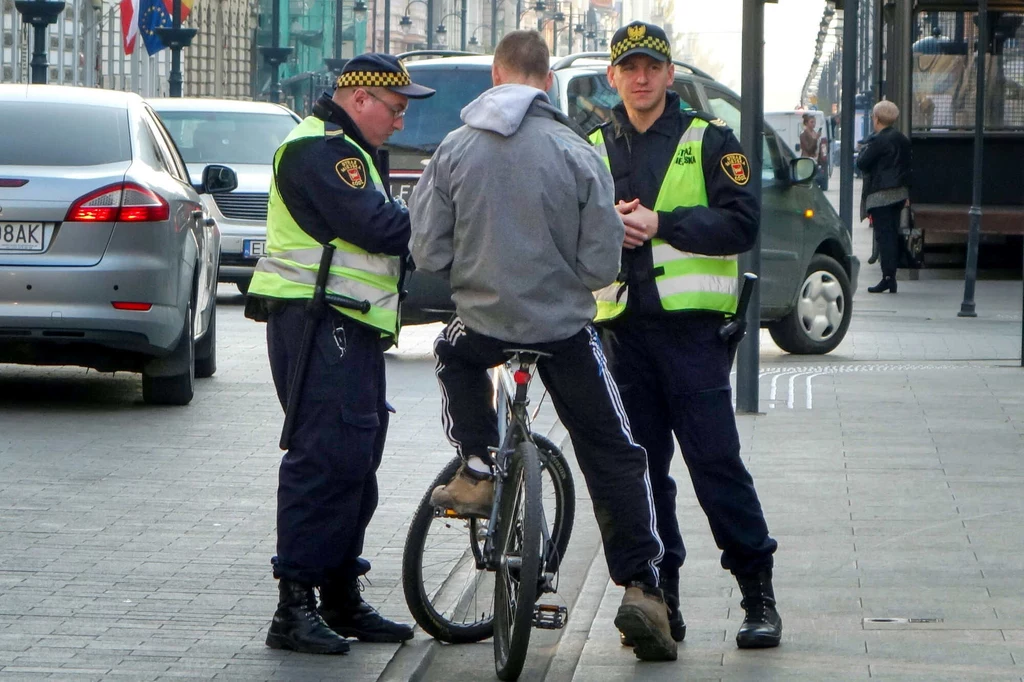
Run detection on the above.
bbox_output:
[559,226,1024,679]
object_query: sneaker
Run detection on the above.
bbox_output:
[613,582,677,661]
[621,592,685,645]
[429,464,494,518]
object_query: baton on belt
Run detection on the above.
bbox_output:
[717,272,758,350]
[279,244,372,451]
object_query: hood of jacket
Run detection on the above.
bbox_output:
[460,84,551,137]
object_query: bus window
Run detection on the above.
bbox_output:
[911,10,1024,131]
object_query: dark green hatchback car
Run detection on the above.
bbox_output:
[391,53,859,355]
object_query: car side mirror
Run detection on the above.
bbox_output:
[198,164,238,194]
[790,157,817,184]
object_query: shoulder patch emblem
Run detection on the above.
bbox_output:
[721,153,749,186]
[336,157,367,189]
[325,128,346,137]
[709,118,729,127]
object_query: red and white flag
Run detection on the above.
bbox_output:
[120,0,140,54]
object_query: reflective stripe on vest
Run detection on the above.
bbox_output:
[247,116,401,337]
[589,119,739,322]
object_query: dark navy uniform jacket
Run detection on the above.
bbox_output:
[596,91,760,318]
[275,92,410,258]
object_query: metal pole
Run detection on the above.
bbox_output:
[959,0,987,317]
[515,0,520,29]
[427,0,434,48]
[384,0,390,51]
[260,0,292,103]
[15,0,67,84]
[460,0,466,50]
[169,0,182,96]
[736,0,764,415]
[839,0,858,236]
[491,0,498,49]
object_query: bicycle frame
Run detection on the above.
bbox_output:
[479,351,555,577]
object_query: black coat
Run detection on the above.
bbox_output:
[856,125,912,196]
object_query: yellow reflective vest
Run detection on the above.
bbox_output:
[248,116,401,338]
[589,118,739,322]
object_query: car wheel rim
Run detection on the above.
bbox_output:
[795,269,845,342]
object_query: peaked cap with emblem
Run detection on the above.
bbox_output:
[610,21,672,66]
[336,53,436,99]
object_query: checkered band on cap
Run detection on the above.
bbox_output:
[610,34,671,62]
[336,70,412,89]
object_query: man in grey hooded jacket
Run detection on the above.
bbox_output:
[409,30,676,662]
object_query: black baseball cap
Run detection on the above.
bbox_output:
[609,21,672,66]
[336,53,436,99]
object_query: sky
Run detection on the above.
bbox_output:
[668,0,832,110]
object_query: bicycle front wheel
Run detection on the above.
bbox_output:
[493,441,543,681]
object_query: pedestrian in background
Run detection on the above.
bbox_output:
[247,54,433,655]
[409,29,677,662]
[799,112,820,158]
[857,100,912,293]
[590,20,782,651]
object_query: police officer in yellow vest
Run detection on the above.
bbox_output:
[591,22,782,650]
[247,54,434,655]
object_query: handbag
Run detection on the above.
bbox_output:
[899,203,924,269]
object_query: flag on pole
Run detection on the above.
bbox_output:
[138,0,196,55]
[119,0,140,54]
[138,0,172,54]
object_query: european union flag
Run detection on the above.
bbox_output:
[138,0,172,55]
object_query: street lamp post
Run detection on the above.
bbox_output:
[259,0,293,103]
[435,10,465,50]
[14,0,66,84]
[400,0,434,49]
[154,0,198,97]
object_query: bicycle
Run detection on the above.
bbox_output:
[402,350,576,680]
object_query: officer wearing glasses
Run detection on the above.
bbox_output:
[247,53,434,655]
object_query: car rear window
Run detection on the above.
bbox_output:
[386,65,494,154]
[0,102,130,166]
[155,111,297,165]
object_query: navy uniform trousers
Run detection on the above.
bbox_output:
[603,314,777,591]
[433,317,665,589]
[267,302,387,587]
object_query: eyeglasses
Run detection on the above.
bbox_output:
[365,90,407,119]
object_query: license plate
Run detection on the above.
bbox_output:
[390,182,417,204]
[244,239,266,258]
[0,222,44,251]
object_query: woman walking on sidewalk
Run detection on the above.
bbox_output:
[857,100,911,293]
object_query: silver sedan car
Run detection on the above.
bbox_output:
[149,98,300,295]
[0,85,237,405]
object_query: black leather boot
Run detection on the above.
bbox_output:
[266,580,351,654]
[867,275,896,293]
[319,580,414,643]
[735,570,782,649]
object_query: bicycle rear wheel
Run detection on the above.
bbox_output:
[493,441,542,681]
[402,456,494,643]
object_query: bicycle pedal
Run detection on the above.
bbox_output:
[532,604,568,630]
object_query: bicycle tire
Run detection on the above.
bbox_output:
[494,440,542,681]
[402,439,575,645]
[533,433,575,574]
[401,456,494,644]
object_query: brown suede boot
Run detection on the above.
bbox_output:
[613,582,677,661]
[429,464,494,518]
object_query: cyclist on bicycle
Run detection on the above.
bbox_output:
[408,29,677,662]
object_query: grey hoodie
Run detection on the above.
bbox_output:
[409,84,623,343]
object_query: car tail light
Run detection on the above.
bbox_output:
[0,178,29,188]
[65,183,170,223]
[112,302,153,311]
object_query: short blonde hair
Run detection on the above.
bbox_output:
[873,100,899,126]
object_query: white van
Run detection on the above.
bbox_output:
[765,110,833,190]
